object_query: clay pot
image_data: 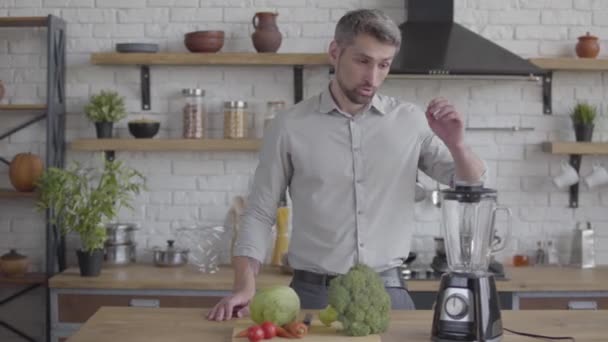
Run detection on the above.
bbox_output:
[184,30,225,53]
[251,12,282,53]
[0,80,4,101]
[0,249,30,277]
[576,32,600,58]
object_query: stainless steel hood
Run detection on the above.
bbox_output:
[390,0,545,77]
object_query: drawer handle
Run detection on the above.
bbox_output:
[129,299,160,308]
[567,300,597,310]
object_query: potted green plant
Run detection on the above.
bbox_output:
[570,102,597,142]
[36,158,145,277]
[84,90,127,138]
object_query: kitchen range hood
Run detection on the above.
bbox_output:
[390,0,545,77]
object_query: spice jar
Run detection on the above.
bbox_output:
[182,88,206,139]
[224,101,248,139]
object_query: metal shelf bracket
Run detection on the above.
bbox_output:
[568,154,582,208]
[543,71,553,115]
[141,65,150,111]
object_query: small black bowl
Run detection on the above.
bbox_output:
[128,121,160,139]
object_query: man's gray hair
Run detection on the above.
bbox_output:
[334,9,401,49]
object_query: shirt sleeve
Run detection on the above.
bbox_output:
[232,114,293,264]
[418,126,488,186]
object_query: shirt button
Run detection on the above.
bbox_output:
[358,210,363,215]
[357,179,363,184]
[359,243,364,248]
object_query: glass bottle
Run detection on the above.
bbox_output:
[182,88,206,139]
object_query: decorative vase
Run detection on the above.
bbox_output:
[574,123,594,142]
[251,12,282,53]
[0,249,30,277]
[576,32,600,58]
[95,122,113,138]
[76,249,103,277]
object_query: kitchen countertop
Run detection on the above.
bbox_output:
[67,307,607,342]
[49,264,608,292]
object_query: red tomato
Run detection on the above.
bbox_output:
[247,325,265,342]
[260,322,277,339]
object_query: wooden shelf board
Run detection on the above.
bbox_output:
[529,58,608,71]
[70,138,262,152]
[0,104,47,111]
[91,52,330,66]
[0,273,47,286]
[542,142,608,155]
[0,16,47,27]
[0,189,38,198]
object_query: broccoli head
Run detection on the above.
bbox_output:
[319,264,392,336]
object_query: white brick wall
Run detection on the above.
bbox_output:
[0,0,607,323]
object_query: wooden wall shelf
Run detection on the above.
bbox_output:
[70,139,262,152]
[90,52,330,108]
[91,52,329,66]
[529,58,608,71]
[0,104,47,111]
[0,189,38,198]
[542,142,608,155]
[0,16,48,27]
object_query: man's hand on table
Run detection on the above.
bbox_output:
[207,290,252,321]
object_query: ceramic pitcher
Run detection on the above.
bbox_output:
[251,12,282,53]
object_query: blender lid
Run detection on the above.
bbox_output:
[441,181,496,203]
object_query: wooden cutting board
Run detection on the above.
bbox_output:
[231,321,381,342]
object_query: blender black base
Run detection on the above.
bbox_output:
[431,272,503,342]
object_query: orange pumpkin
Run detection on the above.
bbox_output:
[9,153,44,192]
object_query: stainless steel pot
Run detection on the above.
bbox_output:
[152,240,189,267]
[104,243,136,265]
[105,223,137,245]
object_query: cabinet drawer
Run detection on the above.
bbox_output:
[519,297,608,310]
[57,293,222,323]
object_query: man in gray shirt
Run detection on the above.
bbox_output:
[208,9,486,320]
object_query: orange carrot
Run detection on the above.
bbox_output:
[275,326,297,339]
[234,328,248,338]
[284,321,308,338]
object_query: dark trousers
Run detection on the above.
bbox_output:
[289,277,416,310]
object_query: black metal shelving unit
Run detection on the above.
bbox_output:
[0,15,66,342]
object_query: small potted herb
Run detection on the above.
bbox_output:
[36,158,145,276]
[84,90,127,138]
[570,102,597,142]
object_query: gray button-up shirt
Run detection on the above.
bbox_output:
[234,85,478,275]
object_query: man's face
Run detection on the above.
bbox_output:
[329,34,397,105]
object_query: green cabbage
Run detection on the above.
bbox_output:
[250,286,300,326]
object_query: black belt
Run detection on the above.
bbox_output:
[292,267,405,288]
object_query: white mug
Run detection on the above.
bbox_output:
[584,161,608,189]
[553,160,579,189]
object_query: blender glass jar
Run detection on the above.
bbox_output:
[440,182,512,274]
[182,88,206,139]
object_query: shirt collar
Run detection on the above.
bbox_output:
[318,84,386,116]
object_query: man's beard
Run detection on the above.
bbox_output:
[337,76,375,105]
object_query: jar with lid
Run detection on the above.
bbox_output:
[182,88,206,139]
[265,100,285,131]
[224,101,248,139]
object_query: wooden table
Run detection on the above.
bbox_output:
[67,307,607,342]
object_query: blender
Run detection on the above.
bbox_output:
[431,182,512,342]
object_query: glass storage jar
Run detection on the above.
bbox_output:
[224,100,248,139]
[265,100,285,131]
[182,88,206,139]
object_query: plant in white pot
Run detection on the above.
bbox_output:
[85,90,127,138]
[36,158,145,276]
[570,102,597,142]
